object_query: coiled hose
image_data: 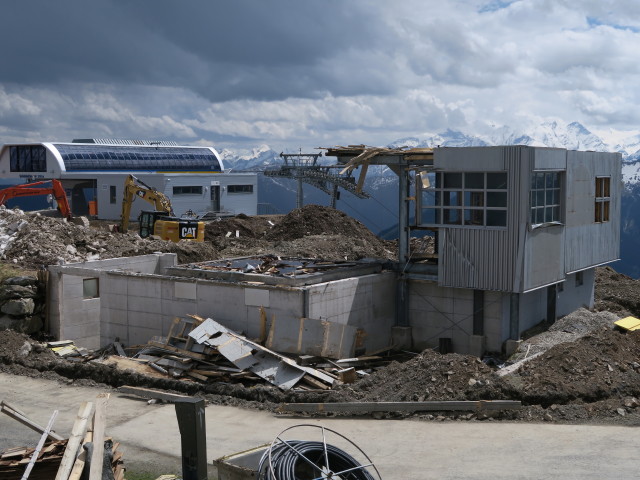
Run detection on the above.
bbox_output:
[258,439,377,480]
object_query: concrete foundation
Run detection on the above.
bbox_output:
[48,254,600,357]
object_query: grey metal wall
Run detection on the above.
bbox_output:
[437,146,531,292]
[563,150,621,273]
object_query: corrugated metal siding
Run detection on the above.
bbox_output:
[439,146,530,292]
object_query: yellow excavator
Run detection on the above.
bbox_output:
[120,174,204,242]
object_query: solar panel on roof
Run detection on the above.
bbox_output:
[52,144,222,171]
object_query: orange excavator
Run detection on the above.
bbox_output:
[0,179,72,220]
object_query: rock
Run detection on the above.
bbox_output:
[18,341,32,357]
[3,276,38,287]
[1,298,35,316]
[468,378,477,386]
[71,216,90,227]
[616,408,626,416]
[0,315,20,330]
[66,244,77,255]
[0,284,38,301]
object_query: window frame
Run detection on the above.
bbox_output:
[227,184,254,194]
[83,278,100,299]
[418,171,508,228]
[595,176,611,223]
[530,170,563,228]
[173,186,203,195]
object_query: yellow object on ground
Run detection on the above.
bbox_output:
[614,316,640,331]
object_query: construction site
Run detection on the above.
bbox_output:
[0,145,638,480]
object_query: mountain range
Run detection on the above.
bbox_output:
[221,121,640,278]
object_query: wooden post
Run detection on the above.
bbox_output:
[88,393,110,480]
[55,402,94,480]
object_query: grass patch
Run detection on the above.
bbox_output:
[0,262,32,283]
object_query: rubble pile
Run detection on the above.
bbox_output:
[0,207,218,268]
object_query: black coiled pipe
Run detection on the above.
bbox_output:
[258,440,376,480]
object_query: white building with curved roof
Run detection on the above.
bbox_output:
[0,139,257,220]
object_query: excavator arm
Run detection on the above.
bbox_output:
[120,174,174,232]
[0,179,72,220]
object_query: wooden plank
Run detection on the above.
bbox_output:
[20,409,58,480]
[147,341,208,360]
[278,400,522,414]
[0,402,65,442]
[299,375,330,390]
[67,449,86,480]
[55,401,94,480]
[88,393,110,480]
[113,342,127,357]
[118,386,194,403]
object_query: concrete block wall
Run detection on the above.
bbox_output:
[48,254,177,348]
[99,274,306,347]
[409,281,505,355]
[59,274,101,349]
[307,272,396,352]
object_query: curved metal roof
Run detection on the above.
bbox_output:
[51,143,223,172]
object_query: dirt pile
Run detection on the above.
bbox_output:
[509,308,619,363]
[506,328,640,406]
[594,266,640,317]
[207,205,395,261]
[0,207,218,268]
[333,350,503,403]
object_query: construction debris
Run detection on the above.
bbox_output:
[0,396,124,480]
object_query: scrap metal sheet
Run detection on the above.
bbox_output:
[189,318,334,390]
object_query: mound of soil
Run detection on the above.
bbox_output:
[594,266,640,317]
[507,328,640,406]
[333,350,503,403]
[267,205,380,242]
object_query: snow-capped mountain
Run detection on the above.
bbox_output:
[222,121,640,185]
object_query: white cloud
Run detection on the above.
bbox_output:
[0,0,639,151]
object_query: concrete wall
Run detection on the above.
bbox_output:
[307,272,396,352]
[48,254,177,349]
[408,280,505,354]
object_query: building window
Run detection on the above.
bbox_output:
[83,278,99,299]
[173,186,203,195]
[109,186,117,204]
[9,146,47,172]
[419,172,507,227]
[575,271,584,287]
[530,171,561,226]
[228,184,254,194]
[595,177,610,223]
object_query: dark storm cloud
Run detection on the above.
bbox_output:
[0,0,393,102]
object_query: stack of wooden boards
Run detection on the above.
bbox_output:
[0,395,124,480]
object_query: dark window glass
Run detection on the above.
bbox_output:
[228,184,254,194]
[487,192,507,207]
[443,172,462,188]
[465,172,484,189]
[173,186,203,195]
[487,172,507,189]
[487,210,507,226]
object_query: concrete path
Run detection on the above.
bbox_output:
[1,372,638,479]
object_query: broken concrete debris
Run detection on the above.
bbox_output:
[0,396,124,480]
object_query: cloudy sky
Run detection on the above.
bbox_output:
[0,0,638,152]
